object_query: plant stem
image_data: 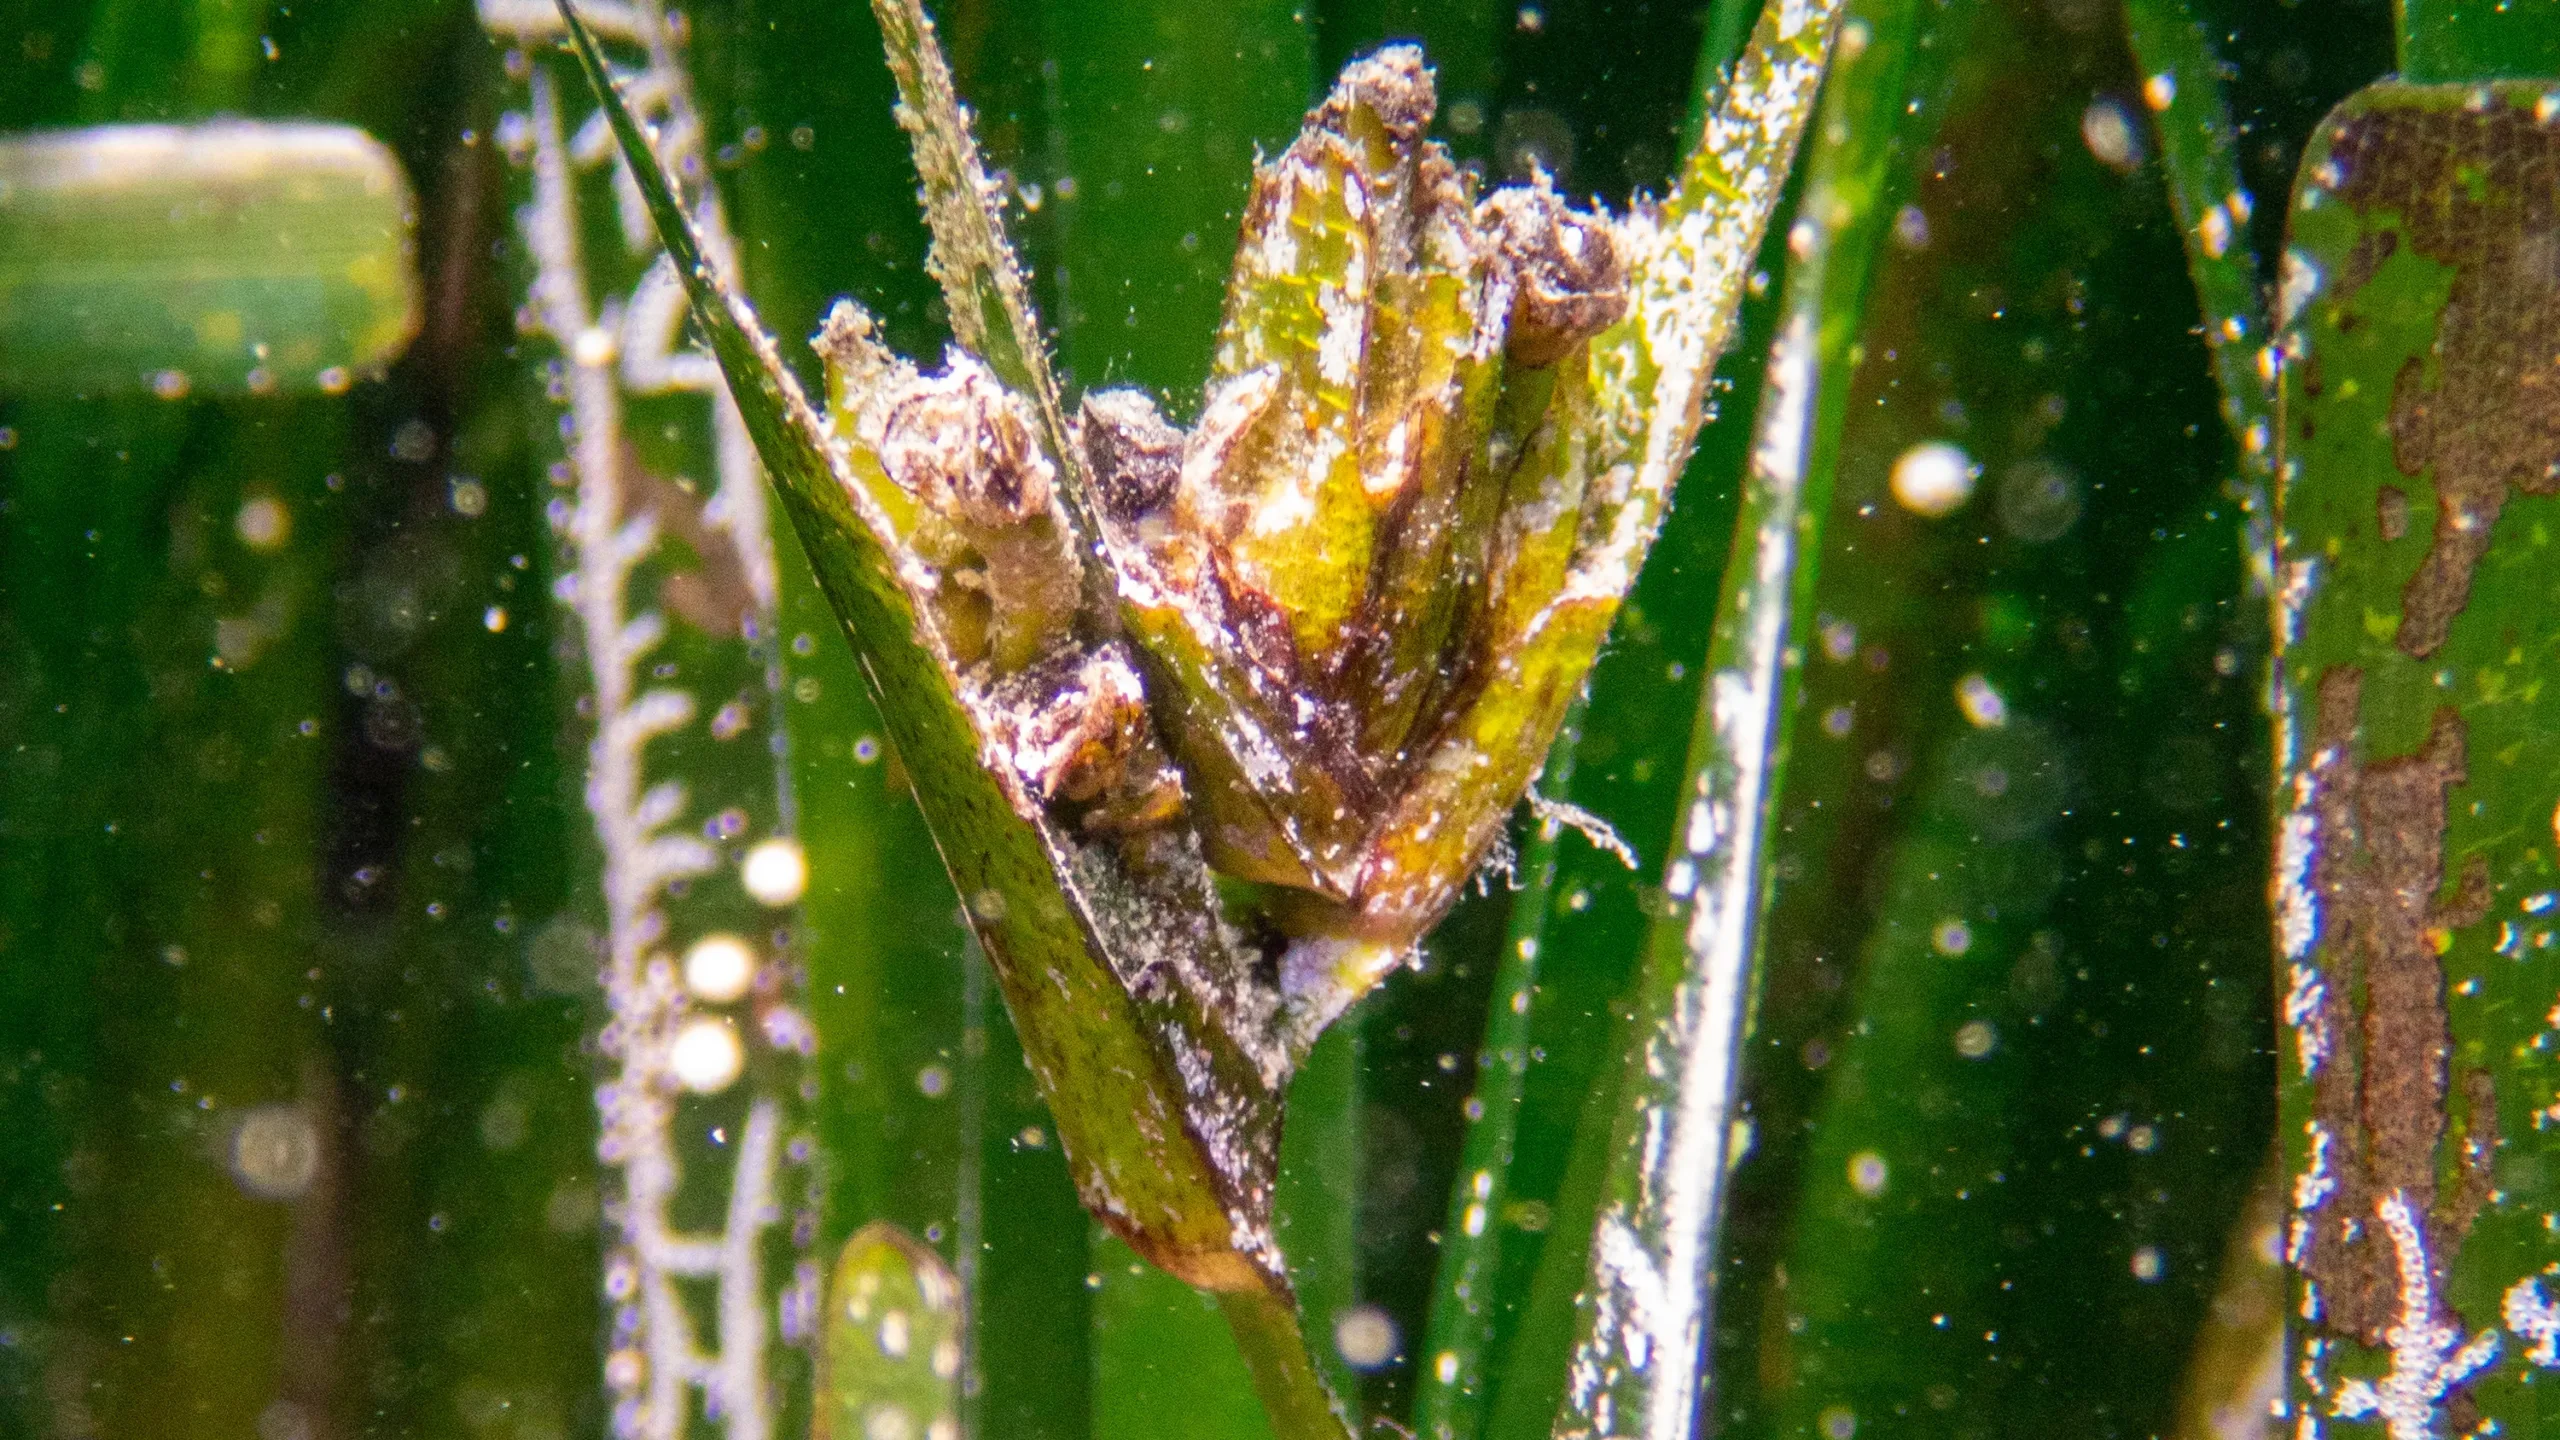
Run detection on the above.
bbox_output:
[1218,1286,1357,1440]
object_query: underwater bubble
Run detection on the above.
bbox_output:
[1889,441,1975,517]
[683,933,757,1003]
[2130,1245,2165,1282]
[389,419,436,462]
[230,1102,320,1201]
[1954,673,2008,729]
[1333,1304,1399,1372]
[1819,1405,1857,1440]
[1937,719,2068,843]
[235,495,291,552]
[479,1094,529,1151]
[528,916,601,995]
[670,1019,744,1094]
[1847,1150,1889,1198]
[1954,1019,1997,1059]
[1995,457,2083,542]
[741,838,807,907]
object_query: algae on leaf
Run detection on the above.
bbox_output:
[2274,79,2560,1438]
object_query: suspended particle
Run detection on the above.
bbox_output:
[236,495,292,552]
[670,1018,745,1093]
[1954,672,2008,729]
[1847,1150,1889,1198]
[682,932,758,1003]
[1995,457,2083,542]
[1889,441,1975,517]
[1953,1019,1997,1059]
[2129,1245,2165,1282]
[741,838,808,906]
[2080,95,2142,173]
[1333,1304,1400,1372]
[229,1102,321,1201]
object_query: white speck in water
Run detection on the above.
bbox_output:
[877,1309,911,1359]
[1818,1403,1857,1440]
[1954,1019,1997,1059]
[2080,95,2141,173]
[669,1019,744,1093]
[483,605,508,633]
[1848,1150,1889,1198]
[235,496,291,552]
[230,1103,320,1201]
[1434,1350,1460,1384]
[1333,1304,1399,1372]
[1890,441,1975,517]
[682,933,757,1003]
[2130,1245,2164,1282]
[916,1065,950,1099]
[1932,919,1973,957]
[865,1403,913,1440]
[2142,71,2176,111]
[741,839,807,906]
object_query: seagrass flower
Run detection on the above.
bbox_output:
[564,0,1834,1303]
[824,46,1657,1040]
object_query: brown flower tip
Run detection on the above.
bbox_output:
[1482,174,1629,368]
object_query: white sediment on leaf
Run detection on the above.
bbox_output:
[488,7,806,1437]
[2329,1192,2499,1440]
[2504,1273,2560,1367]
